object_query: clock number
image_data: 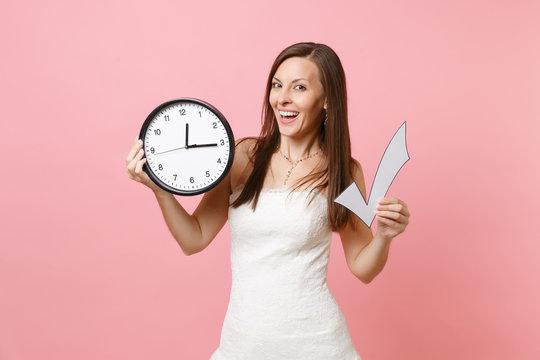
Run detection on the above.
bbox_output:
[179,109,186,115]
[199,111,202,117]
[190,177,194,183]
[164,115,170,121]
[150,147,155,154]
[220,139,225,146]
[154,129,161,135]
[206,171,210,177]
[212,122,217,129]
[173,174,177,181]
[158,164,163,171]
[217,158,221,164]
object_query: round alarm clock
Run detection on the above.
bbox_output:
[139,98,235,196]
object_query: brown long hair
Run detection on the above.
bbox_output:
[231,42,355,231]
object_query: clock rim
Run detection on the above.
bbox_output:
[139,98,235,196]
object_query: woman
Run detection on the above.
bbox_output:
[126,42,410,359]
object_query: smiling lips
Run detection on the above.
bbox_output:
[279,110,300,124]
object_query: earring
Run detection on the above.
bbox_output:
[324,111,328,126]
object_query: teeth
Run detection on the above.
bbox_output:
[280,111,299,117]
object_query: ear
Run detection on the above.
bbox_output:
[323,98,327,110]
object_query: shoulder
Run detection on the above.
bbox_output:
[349,157,367,197]
[234,137,257,167]
[349,157,363,180]
[236,137,257,156]
[230,137,258,191]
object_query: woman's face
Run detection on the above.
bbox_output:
[269,57,326,140]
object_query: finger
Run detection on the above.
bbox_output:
[378,198,409,214]
[401,205,410,217]
[376,203,403,213]
[126,139,142,164]
[376,204,410,218]
[135,158,146,175]
[127,149,144,175]
[376,215,395,227]
[136,147,144,160]
[377,213,408,229]
[394,198,408,210]
[377,197,400,205]
[126,139,143,164]
[374,210,405,223]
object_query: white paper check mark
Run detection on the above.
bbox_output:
[334,122,410,227]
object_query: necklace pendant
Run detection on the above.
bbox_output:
[278,148,322,186]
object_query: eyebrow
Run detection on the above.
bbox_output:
[272,76,310,83]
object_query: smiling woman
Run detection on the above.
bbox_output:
[125,42,410,359]
[270,57,327,140]
[231,43,356,229]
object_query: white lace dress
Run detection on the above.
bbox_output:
[210,188,361,360]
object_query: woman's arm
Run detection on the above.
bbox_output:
[152,175,230,255]
[126,138,232,255]
[338,161,410,284]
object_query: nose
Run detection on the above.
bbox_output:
[277,87,292,106]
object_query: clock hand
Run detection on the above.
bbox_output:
[153,142,217,155]
[154,146,188,155]
[185,123,189,147]
[187,143,218,149]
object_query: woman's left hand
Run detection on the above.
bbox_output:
[374,197,410,241]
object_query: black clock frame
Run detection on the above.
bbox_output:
[139,98,235,196]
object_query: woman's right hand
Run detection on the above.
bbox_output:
[125,138,162,192]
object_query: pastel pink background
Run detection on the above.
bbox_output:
[1,0,539,359]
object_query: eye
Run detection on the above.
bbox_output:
[272,82,282,88]
[294,84,306,90]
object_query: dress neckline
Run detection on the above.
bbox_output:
[231,185,326,199]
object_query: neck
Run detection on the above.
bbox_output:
[279,133,321,161]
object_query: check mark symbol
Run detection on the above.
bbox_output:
[334,122,410,227]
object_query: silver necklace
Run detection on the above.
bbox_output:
[278,148,322,185]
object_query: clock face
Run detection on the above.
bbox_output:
[139,99,234,196]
